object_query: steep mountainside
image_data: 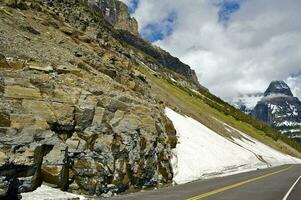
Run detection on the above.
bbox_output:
[0,0,300,199]
[117,30,202,89]
[84,0,201,89]
[251,81,301,141]
[0,0,179,198]
[166,108,300,185]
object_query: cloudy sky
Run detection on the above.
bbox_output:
[121,0,301,100]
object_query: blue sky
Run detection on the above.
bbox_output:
[217,1,240,25]
[128,0,139,14]
[129,0,241,42]
[141,11,177,42]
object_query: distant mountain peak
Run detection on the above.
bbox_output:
[250,80,301,141]
[264,80,293,97]
[229,80,301,141]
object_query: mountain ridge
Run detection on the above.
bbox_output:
[251,81,301,141]
[264,80,294,97]
[83,0,202,89]
[230,81,301,142]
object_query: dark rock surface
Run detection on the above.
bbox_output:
[264,80,294,97]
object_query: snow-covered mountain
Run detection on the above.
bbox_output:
[230,81,301,142]
[251,81,301,142]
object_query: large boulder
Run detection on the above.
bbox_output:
[41,145,65,186]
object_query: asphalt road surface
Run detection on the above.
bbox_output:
[110,164,301,200]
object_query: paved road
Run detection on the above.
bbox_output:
[110,164,301,200]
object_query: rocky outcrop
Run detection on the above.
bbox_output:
[87,0,139,36]
[251,81,301,141]
[0,55,176,198]
[117,30,202,89]
[0,1,178,198]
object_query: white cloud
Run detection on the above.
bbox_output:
[287,76,301,100]
[124,0,301,98]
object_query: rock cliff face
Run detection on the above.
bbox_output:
[117,30,202,89]
[0,64,176,197]
[87,0,139,36]
[0,0,181,198]
[251,81,301,141]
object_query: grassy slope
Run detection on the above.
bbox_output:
[139,66,301,159]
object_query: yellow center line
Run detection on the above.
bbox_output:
[187,165,293,200]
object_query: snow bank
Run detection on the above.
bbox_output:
[22,185,86,200]
[165,108,301,184]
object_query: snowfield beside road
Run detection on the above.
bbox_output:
[165,108,301,184]
[22,185,86,200]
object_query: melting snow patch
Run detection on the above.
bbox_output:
[21,185,86,200]
[277,121,301,127]
[170,77,177,82]
[165,108,301,184]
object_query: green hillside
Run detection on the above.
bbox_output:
[139,65,301,158]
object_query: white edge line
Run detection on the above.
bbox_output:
[282,175,301,200]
